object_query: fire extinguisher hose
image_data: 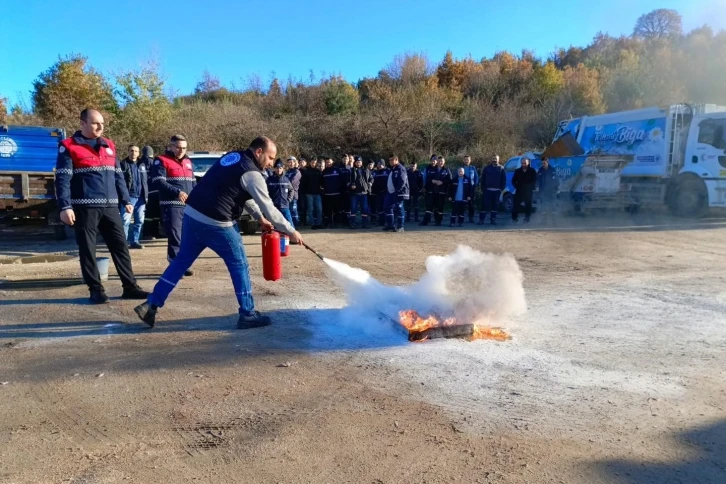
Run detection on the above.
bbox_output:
[268,229,325,261]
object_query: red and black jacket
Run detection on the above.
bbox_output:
[55,131,130,210]
[151,152,195,207]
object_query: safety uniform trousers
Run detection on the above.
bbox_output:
[479,190,501,223]
[73,206,138,292]
[384,194,405,229]
[450,200,467,225]
[162,205,185,261]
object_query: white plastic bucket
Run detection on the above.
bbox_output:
[83,257,109,283]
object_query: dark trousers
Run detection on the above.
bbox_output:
[512,189,534,221]
[323,194,340,227]
[375,192,387,225]
[433,193,447,225]
[450,200,466,225]
[405,194,421,221]
[384,194,405,229]
[420,192,435,225]
[479,190,501,223]
[298,194,307,225]
[367,194,376,223]
[163,205,185,261]
[73,206,137,292]
[339,192,351,224]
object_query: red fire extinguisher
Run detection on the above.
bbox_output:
[262,231,281,281]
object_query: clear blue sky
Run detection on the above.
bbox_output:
[1,0,724,108]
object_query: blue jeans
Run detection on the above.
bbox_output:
[148,214,255,314]
[350,194,369,226]
[289,199,299,226]
[128,198,146,244]
[279,207,294,227]
[119,197,138,240]
[384,194,406,229]
[306,194,322,226]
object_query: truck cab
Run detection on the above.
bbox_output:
[679,113,726,213]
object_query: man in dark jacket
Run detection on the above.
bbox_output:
[152,135,196,275]
[285,156,301,226]
[338,156,352,225]
[297,157,307,225]
[348,156,372,228]
[371,160,390,226]
[119,144,148,248]
[322,158,341,228]
[301,159,324,229]
[512,157,537,223]
[537,157,558,218]
[366,161,376,223]
[448,167,473,227]
[433,156,452,226]
[383,155,409,232]
[55,108,148,304]
[139,146,158,222]
[479,155,506,225]
[419,155,439,226]
[406,161,424,222]
[267,160,295,226]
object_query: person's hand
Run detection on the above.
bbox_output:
[258,216,274,232]
[466,197,471,201]
[60,209,75,226]
[351,185,356,190]
[289,230,304,245]
[178,191,188,203]
[448,197,453,202]
[125,204,133,214]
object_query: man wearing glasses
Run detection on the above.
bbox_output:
[151,134,196,276]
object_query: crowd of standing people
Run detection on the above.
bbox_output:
[265,152,558,232]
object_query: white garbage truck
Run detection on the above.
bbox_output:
[549,103,726,216]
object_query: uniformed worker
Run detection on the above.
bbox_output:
[151,135,195,276]
[382,155,409,232]
[134,136,304,330]
[55,109,149,304]
[419,155,439,226]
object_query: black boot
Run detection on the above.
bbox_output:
[89,288,109,304]
[237,311,272,329]
[134,301,157,328]
[122,285,149,300]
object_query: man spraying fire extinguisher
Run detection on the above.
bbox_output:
[134,136,304,330]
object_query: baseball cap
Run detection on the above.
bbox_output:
[286,156,297,162]
[354,155,362,162]
[274,160,284,168]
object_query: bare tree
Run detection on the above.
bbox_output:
[633,9,682,39]
[194,70,222,94]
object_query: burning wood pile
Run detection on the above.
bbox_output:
[398,309,510,342]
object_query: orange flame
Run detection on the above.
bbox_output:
[398,309,510,342]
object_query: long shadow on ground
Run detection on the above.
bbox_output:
[591,419,726,484]
[0,307,408,381]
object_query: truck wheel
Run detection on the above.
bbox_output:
[670,178,708,218]
[242,220,257,236]
[502,193,514,212]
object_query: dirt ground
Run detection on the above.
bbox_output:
[1,213,725,484]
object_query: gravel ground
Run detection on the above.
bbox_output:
[1,213,725,484]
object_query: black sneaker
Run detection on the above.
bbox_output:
[458,222,463,227]
[382,226,393,232]
[184,269,194,277]
[129,243,144,249]
[134,302,157,328]
[490,220,497,225]
[89,289,109,304]
[418,221,428,226]
[237,311,272,330]
[122,285,150,300]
